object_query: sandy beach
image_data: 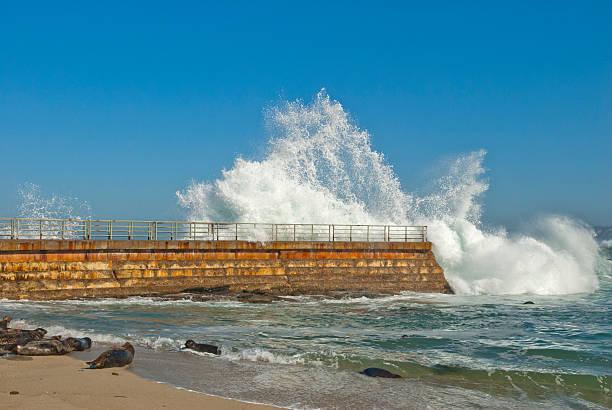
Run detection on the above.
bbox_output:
[0,354,277,410]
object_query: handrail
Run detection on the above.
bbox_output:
[0,217,427,242]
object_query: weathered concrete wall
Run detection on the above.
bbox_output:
[0,240,452,300]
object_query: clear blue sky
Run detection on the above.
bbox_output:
[1,1,610,227]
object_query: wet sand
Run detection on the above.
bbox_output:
[0,354,277,410]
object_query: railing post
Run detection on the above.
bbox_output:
[11,218,15,239]
[349,225,352,242]
[332,225,335,242]
[61,220,65,239]
[423,226,427,242]
[404,226,407,242]
[39,220,42,240]
[311,224,314,241]
[293,224,296,241]
[367,225,370,242]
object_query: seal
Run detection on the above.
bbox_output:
[63,337,92,351]
[359,368,402,378]
[87,342,135,369]
[0,332,36,347]
[0,327,47,338]
[185,339,220,355]
[14,339,73,356]
[0,316,11,330]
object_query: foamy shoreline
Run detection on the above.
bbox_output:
[0,354,278,410]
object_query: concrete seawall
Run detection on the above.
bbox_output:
[0,240,452,300]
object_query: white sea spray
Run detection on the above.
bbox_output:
[177,90,602,295]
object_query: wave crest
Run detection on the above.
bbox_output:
[176,90,601,295]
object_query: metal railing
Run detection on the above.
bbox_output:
[0,217,427,242]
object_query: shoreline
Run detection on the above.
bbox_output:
[0,354,278,410]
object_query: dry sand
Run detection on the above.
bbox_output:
[0,354,278,410]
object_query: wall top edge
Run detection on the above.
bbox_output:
[0,239,432,252]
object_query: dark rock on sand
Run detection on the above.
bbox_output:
[87,342,135,369]
[359,367,402,378]
[523,301,535,305]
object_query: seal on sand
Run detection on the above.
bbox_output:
[359,368,402,378]
[1,328,48,341]
[185,340,221,355]
[14,339,73,356]
[64,337,92,351]
[87,342,135,369]
[2,328,47,350]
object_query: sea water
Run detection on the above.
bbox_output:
[4,91,610,408]
[1,283,610,408]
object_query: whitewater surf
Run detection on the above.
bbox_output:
[177,90,605,296]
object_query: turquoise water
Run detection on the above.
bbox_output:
[2,263,610,409]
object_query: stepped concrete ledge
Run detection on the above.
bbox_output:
[0,239,452,300]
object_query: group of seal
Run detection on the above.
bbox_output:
[0,315,133,369]
[0,316,93,356]
[4,314,397,378]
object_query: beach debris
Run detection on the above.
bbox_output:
[1,316,11,329]
[87,342,135,369]
[9,391,19,395]
[63,337,92,351]
[184,340,221,355]
[359,367,402,378]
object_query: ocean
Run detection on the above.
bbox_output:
[4,91,610,408]
[1,265,610,409]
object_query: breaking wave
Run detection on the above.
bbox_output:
[177,90,603,296]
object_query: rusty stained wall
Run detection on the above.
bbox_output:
[0,240,452,300]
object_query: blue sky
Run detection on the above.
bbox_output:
[1,1,610,227]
